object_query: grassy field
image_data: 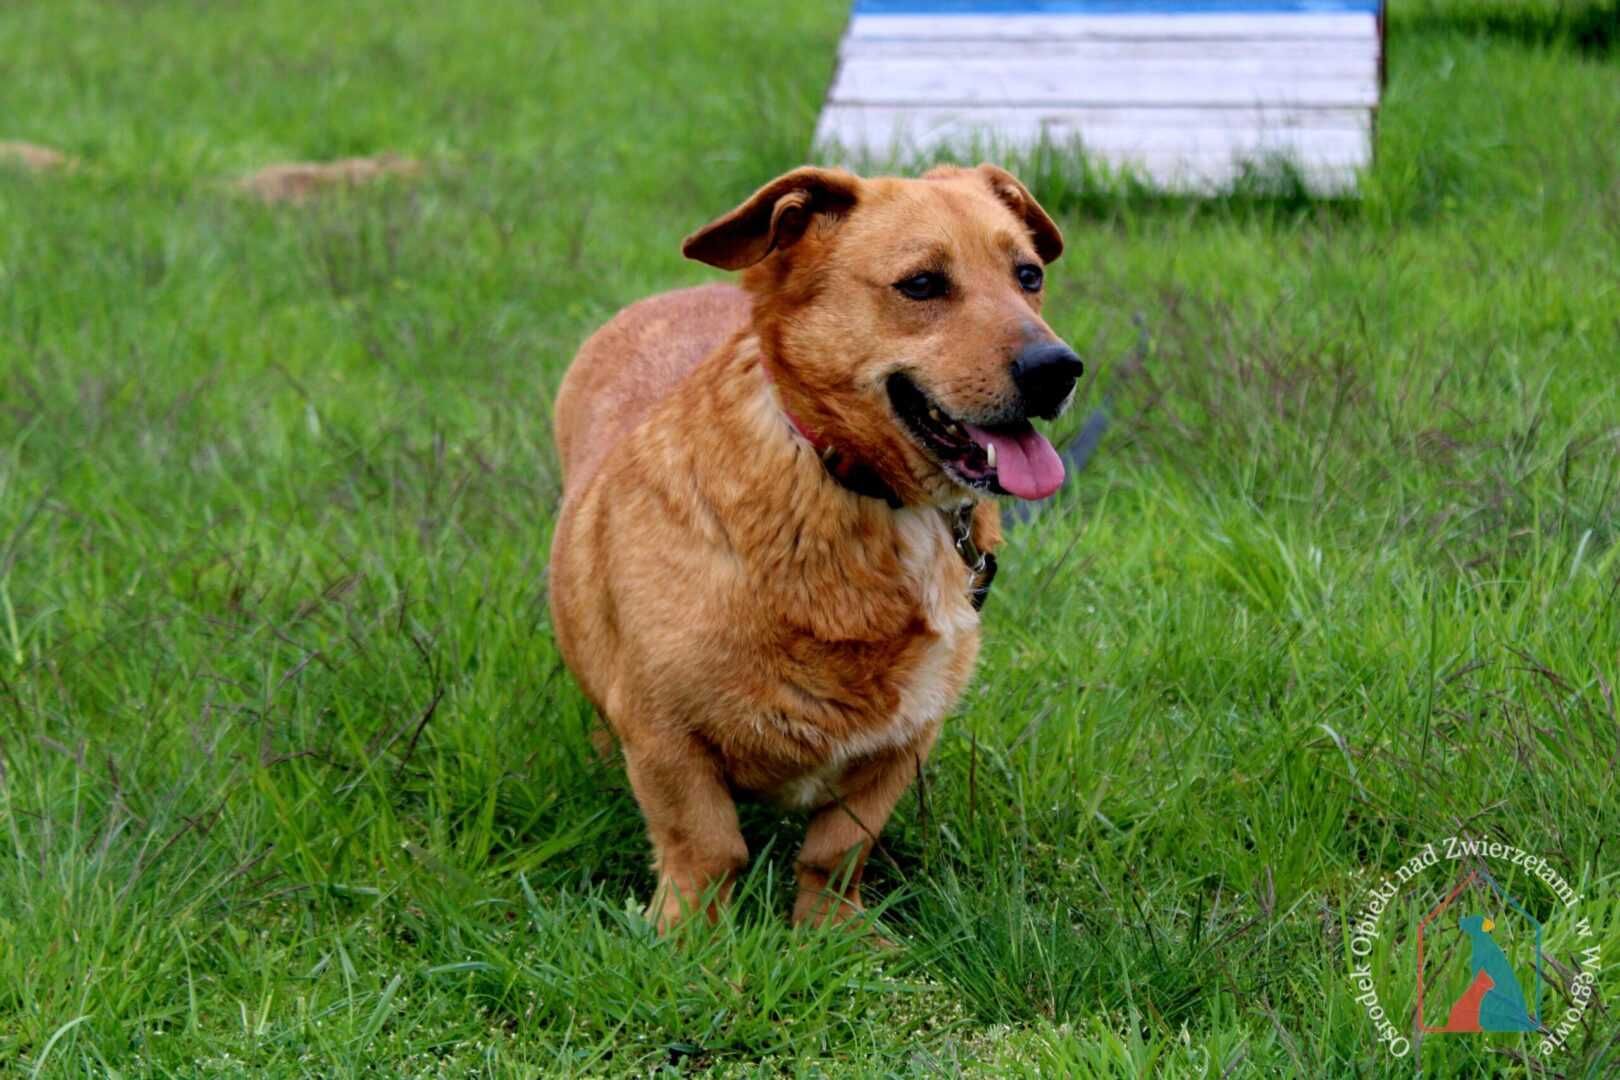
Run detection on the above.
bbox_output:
[3,0,1618,1075]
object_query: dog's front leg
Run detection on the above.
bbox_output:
[791,739,932,930]
[622,733,748,933]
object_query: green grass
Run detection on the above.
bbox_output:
[3,0,1619,1074]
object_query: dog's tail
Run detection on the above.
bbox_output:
[1059,404,1111,477]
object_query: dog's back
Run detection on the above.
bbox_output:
[553,283,750,494]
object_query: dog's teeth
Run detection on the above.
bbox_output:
[985,442,997,469]
[929,407,944,422]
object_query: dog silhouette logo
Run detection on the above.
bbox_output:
[1417,867,1541,1034]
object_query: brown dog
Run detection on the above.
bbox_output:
[549,164,1081,931]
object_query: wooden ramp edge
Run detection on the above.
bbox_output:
[815,0,1385,194]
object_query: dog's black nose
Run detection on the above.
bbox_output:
[1012,341,1083,420]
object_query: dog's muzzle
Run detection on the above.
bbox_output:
[1012,341,1084,420]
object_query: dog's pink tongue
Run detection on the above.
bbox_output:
[965,424,1065,500]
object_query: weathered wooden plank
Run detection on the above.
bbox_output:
[816,105,1372,148]
[822,140,1363,191]
[829,58,1380,106]
[846,13,1378,40]
[821,103,1373,132]
[823,141,1364,192]
[840,38,1378,64]
[817,106,1369,159]
[1109,157,1362,193]
[834,47,1379,82]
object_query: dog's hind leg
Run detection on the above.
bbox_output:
[622,732,748,933]
[791,741,931,930]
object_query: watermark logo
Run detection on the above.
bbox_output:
[1346,837,1602,1062]
[1417,867,1540,1033]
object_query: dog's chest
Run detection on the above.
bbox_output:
[768,509,979,808]
[874,508,979,748]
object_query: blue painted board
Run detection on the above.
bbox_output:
[855,1,1380,14]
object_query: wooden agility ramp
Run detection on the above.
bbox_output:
[815,0,1384,193]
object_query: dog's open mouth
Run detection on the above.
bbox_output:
[886,373,1065,500]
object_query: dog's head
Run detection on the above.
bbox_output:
[683,164,1081,506]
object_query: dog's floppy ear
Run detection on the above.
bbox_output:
[975,163,1063,264]
[682,167,861,271]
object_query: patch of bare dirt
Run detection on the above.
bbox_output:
[0,140,77,173]
[236,153,422,204]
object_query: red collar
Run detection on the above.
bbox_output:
[759,358,997,609]
[763,363,901,507]
[777,401,826,454]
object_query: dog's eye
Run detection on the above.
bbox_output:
[894,271,949,301]
[1016,264,1044,292]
